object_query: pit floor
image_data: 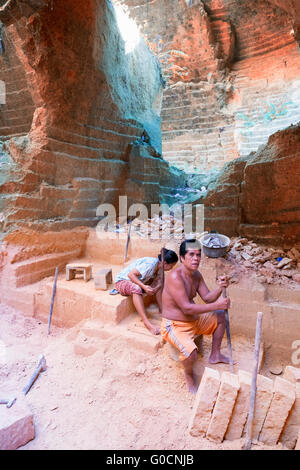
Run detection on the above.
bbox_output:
[0,300,287,451]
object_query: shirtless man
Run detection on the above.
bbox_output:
[161,239,231,394]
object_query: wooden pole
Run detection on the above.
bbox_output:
[124,222,132,263]
[243,311,263,450]
[222,286,234,373]
[47,267,59,335]
[160,247,165,291]
[124,217,135,264]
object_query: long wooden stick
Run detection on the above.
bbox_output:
[243,311,263,450]
[47,267,59,335]
[124,222,132,263]
[222,287,234,373]
[124,217,135,263]
[160,247,165,291]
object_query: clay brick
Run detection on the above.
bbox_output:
[283,366,300,384]
[260,377,296,446]
[225,369,252,441]
[188,367,221,437]
[94,268,113,290]
[0,396,35,450]
[280,382,300,449]
[248,374,273,441]
[206,371,240,443]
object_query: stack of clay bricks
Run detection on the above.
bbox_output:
[189,365,300,449]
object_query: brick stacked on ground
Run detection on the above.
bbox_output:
[188,367,221,437]
[225,369,252,440]
[189,366,298,447]
[280,366,300,449]
[0,396,35,450]
[206,371,240,443]
[259,377,296,446]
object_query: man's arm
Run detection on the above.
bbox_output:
[166,271,229,315]
[197,274,228,304]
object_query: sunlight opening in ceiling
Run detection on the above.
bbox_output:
[114,3,141,54]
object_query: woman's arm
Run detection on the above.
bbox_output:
[128,269,155,295]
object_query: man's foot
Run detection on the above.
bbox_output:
[209,353,236,365]
[184,372,198,394]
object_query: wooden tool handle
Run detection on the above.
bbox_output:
[161,247,165,290]
[222,286,234,373]
[124,221,133,263]
[243,311,263,450]
[47,267,59,335]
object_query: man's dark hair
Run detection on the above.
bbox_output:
[158,248,178,264]
[179,239,201,258]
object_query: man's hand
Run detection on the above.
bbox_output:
[215,295,231,310]
[217,275,229,289]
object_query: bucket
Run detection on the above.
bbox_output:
[200,233,231,258]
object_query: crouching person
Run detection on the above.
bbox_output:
[115,248,178,335]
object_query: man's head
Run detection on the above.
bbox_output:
[158,248,178,271]
[179,239,201,272]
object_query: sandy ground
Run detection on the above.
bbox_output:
[0,303,285,451]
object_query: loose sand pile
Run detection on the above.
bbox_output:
[0,303,285,451]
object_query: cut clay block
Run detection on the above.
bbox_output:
[225,369,252,441]
[246,374,273,441]
[206,371,240,443]
[280,382,300,449]
[188,367,221,437]
[0,396,35,450]
[283,365,300,384]
[94,268,113,290]
[259,377,296,446]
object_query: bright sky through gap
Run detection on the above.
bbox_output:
[114,4,141,54]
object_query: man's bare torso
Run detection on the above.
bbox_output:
[162,265,201,321]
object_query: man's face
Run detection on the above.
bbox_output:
[181,249,201,271]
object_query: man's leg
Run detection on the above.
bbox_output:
[161,318,199,393]
[209,310,232,364]
[132,293,160,335]
[182,349,198,394]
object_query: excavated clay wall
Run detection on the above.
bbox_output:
[119,0,300,173]
[0,0,184,294]
[0,0,183,239]
[203,122,300,245]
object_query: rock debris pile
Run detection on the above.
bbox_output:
[108,215,300,287]
[112,214,204,240]
[227,237,300,286]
